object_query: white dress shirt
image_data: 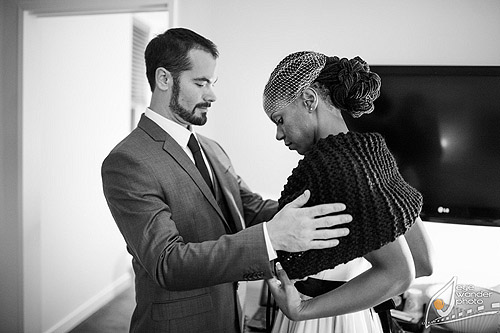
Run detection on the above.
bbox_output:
[145,108,213,182]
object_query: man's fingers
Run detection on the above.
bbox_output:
[304,202,347,217]
[313,227,350,240]
[307,239,342,250]
[313,213,352,229]
[287,190,311,208]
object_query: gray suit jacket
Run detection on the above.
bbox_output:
[102,115,278,332]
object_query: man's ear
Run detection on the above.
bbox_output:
[155,67,172,91]
[302,87,318,112]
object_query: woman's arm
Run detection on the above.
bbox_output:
[268,235,415,321]
[404,216,434,277]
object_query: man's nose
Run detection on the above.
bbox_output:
[205,86,216,103]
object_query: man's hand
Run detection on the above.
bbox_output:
[266,190,351,252]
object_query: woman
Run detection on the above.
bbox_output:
[263,51,434,333]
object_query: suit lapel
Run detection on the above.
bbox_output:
[200,138,245,232]
[138,115,226,223]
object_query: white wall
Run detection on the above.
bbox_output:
[175,0,500,288]
[23,13,135,332]
[177,0,500,196]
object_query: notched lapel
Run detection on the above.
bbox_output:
[160,138,223,213]
[201,139,245,232]
[138,115,224,218]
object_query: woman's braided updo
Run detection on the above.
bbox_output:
[314,56,381,118]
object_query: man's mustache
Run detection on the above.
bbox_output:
[196,102,211,109]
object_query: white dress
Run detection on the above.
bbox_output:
[271,257,384,333]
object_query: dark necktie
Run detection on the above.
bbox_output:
[187,134,213,192]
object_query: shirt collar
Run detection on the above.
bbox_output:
[145,108,196,149]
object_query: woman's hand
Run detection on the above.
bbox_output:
[266,262,307,321]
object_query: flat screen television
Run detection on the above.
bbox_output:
[343,65,500,227]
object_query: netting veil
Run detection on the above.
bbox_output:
[263,51,327,117]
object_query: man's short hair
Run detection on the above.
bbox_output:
[145,28,219,92]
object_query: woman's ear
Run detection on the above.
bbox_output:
[302,87,319,112]
[155,67,172,92]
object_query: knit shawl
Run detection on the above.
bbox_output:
[278,132,422,279]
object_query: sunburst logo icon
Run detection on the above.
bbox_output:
[433,298,445,310]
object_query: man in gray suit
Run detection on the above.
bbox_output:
[101,28,351,332]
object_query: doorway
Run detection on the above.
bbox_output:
[21,8,168,333]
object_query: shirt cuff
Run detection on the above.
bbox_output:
[263,222,277,261]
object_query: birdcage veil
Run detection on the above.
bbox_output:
[263,51,327,117]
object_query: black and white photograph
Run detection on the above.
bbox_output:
[1,1,499,332]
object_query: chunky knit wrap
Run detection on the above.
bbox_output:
[278,132,423,279]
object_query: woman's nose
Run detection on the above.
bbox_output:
[275,126,284,141]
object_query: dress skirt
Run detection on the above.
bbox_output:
[271,257,384,333]
[271,306,383,333]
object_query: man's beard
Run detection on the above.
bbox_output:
[170,77,209,126]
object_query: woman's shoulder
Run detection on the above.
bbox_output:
[317,131,387,150]
[302,131,392,170]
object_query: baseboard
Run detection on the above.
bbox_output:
[44,272,133,333]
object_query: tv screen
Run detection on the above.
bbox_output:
[344,66,500,227]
